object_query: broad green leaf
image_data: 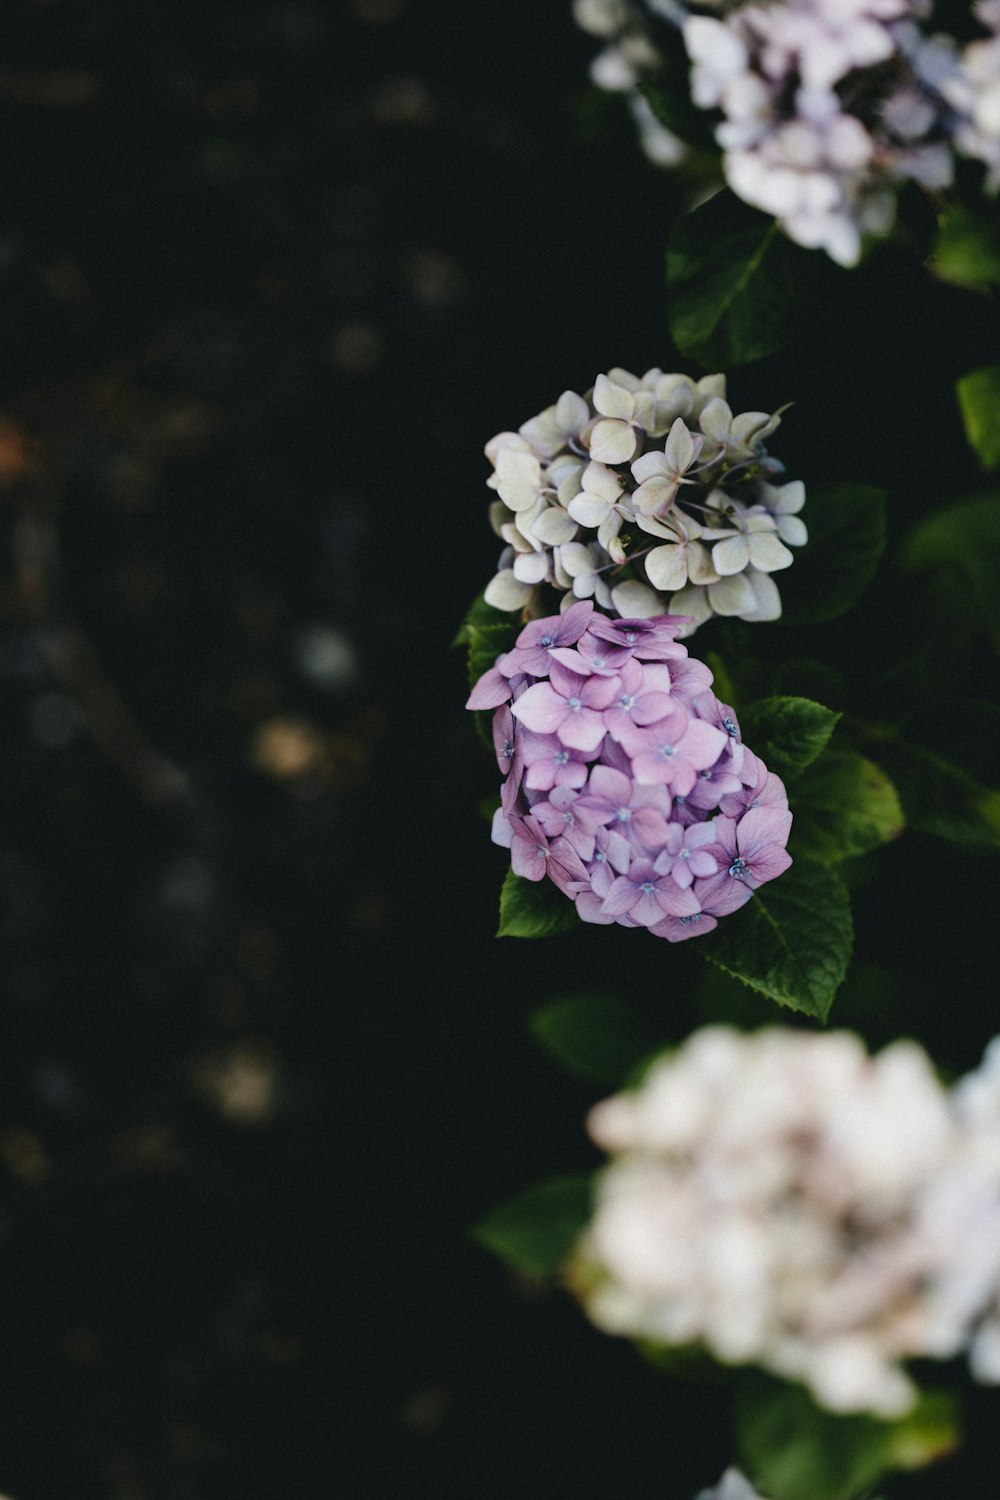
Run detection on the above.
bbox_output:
[472,1174,594,1277]
[667,189,839,368]
[932,200,1000,288]
[957,367,1000,471]
[497,869,580,939]
[779,481,887,625]
[739,696,841,783]
[792,750,905,865]
[736,1375,959,1500]
[856,729,1000,850]
[898,493,1000,649]
[530,993,655,1088]
[703,857,853,1022]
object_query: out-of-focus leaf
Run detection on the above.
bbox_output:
[792,750,905,865]
[856,728,1000,850]
[667,189,839,368]
[703,857,852,1022]
[530,993,654,1087]
[898,493,1000,649]
[739,696,840,783]
[472,1174,594,1277]
[779,482,887,625]
[497,869,579,939]
[932,201,1000,287]
[736,1375,959,1500]
[957,367,1000,471]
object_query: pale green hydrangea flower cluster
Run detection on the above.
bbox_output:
[484,367,805,636]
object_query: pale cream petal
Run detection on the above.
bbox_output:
[513,550,550,584]
[556,389,590,431]
[635,512,680,539]
[708,571,758,615]
[568,492,611,529]
[700,397,734,441]
[611,579,661,617]
[593,374,635,420]
[485,430,532,465]
[778,515,808,546]
[559,542,596,577]
[742,569,782,620]
[633,475,676,515]
[484,568,533,611]
[668,584,713,635]
[583,461,624,502]
[687,540,721,585]
[631,450,671,484]
[590,418,638,465]
[747,532,794,572]
[644,544,690,592]
[533,506,578,545]
[604,366,643,393]
[712,535,751,575]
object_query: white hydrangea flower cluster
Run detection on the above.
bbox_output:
[483,368,805,637]
[574,1027,1000,1417]
[574,0,1000,266]
[696,1471,768,1500]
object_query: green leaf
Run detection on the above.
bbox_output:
[855,729,1000,850]
[792,750,905,865]
[455,592,521,747]
[703,857,853,1022]
[898,493,1000,649]
[931,200,1000,288]
[779,481,887,625]
[529,993,655,1088]
[736,1375,959,1500]
[957,367,1000,471]
[497,869,580,939]
[666,189,839,368]
[739,696,841,783]
[472,1174,594,1277]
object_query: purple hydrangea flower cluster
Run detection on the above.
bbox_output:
[467,599,792,941]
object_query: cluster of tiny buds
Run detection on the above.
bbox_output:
[468,599,792,941]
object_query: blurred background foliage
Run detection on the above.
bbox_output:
[0,1,996,1497]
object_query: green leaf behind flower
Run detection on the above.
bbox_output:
[703,857,852,1022]
[736,1374,959,1500]
[497,869,580,939]
[530,992,656,1088]
[666,189,840,368]
[932,201,1000,288]
[855,729,1000,850]
[792,750,905,865]
[957,367,1000,472]
[739,696,840,782]
[471,1174,595,1277]
[898,492,1000,650]
[779,481,887,625]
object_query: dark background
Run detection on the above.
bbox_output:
[0,2,997,1496]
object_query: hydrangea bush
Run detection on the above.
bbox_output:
[460,8,1000,1495]
[575,0,1000,265]
[484,368,805,634]
[468,600,792,940]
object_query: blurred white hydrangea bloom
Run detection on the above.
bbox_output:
[574,0,1000,264]
[574,1027,1000,1416]
[696,1471,768,1500]
[483,368,804,635]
